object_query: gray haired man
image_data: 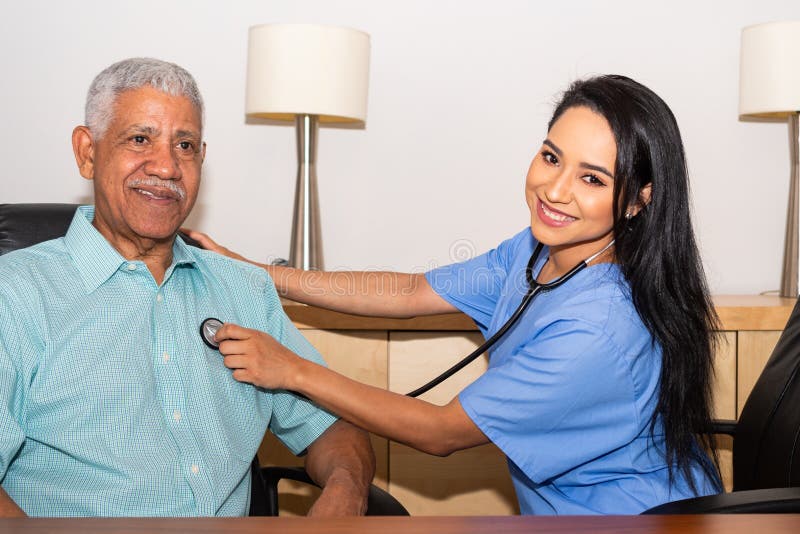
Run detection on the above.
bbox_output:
[0,58,374,517]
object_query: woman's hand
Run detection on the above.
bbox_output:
[214,323,305,391]
[180,228,249,263]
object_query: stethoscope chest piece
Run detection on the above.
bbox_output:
[200,317,224,350]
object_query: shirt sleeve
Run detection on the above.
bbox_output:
[425,230,531,333]
[458,317,638,483]
[0,293,29,481]
[262,288,338,456]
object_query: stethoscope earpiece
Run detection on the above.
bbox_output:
[200,317,224,350]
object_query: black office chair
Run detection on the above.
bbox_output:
[644,296,800,513]
[0,203,86,254]
[0,202,409,517]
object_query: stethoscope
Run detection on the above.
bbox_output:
[199,239,615,398]
[405,238,616,397]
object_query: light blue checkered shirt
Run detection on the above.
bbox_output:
[0,206,337,517]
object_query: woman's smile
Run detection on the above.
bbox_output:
[537,199,577,226]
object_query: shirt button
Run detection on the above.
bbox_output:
[173,410,182,422]
[126,263,136,271]
[156,293,163,302]
[191,464,200,475]
[162,352,170,363]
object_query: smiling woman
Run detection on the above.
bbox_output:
[188,74,722,515]
[526,106,625,280]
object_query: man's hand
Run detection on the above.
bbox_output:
[305,420,375,517]
[307,469,368,517]
[0,487,25,517]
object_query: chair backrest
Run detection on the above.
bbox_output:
[733,296,800,490]
[0,203,79,255]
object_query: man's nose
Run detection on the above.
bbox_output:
[143,142,181,179]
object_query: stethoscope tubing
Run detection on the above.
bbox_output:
[406,242,591,398]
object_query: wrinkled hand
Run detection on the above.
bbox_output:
[215,323,301,390]
[180,228,248,263]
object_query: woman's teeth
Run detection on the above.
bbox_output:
[542,203,575,222]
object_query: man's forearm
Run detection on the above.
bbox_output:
[0,487,26,517]
[304,420,375,516]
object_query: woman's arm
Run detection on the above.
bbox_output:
[216,323,489,456]
[182,229,458,318]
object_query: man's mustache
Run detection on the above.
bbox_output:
[127,177,186,200]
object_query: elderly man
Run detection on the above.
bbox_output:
[0,58,374,517]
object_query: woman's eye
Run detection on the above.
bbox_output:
[582,174,606,187]
[542,151,558,165]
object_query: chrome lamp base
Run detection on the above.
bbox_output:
[781,112,800,298]
[289,114,323,271]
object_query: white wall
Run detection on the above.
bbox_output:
[1,0,798,294]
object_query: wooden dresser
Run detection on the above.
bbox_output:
[258,295,796,515]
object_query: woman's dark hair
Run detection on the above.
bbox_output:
[548,75,720,491]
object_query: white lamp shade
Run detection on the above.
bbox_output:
[739,20,800,118]
[246,23,370,124]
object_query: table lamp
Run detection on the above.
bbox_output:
[739,20,800,297]
[246,23,370,270]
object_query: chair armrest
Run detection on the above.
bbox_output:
[710,419,737,437]
[252,465,409,516]
[643,487,800,514]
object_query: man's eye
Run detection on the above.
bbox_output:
[178,141,194,151]
[132,135,147,144]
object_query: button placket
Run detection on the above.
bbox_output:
[152,274,215,513]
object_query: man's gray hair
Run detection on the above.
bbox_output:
[85,57,204,139]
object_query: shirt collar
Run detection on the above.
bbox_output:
[64,205,197,293]
[169,233,198,277]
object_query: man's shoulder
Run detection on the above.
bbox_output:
[0,240,70,320]
[0,239,69,284]
[187,247,274,291]
[187,246,265,275]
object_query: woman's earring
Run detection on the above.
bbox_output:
[625,210,633,220]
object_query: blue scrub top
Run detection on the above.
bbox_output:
[425,228,718,515]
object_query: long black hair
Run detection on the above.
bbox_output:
[548,75,720,490]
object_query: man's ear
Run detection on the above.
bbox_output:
[72,126,96,180]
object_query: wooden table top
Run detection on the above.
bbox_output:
[2,515,800,533]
